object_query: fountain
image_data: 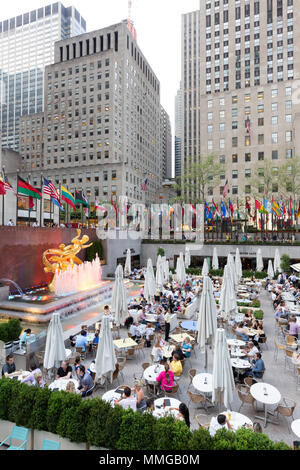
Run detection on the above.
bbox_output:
[0,230,116,323]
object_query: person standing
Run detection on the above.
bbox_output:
[164,308,171,342]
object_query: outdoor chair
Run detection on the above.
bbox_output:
[111,363,120,386]
[274,398,296,433]
[75,347,87,360]
[117,357,126,381]
[188,368,197,385]
[237,384,256,413]
[0,426,29,450]
[274,339,286,362]
[243,377,257,389]
[164,383,179,398]
[285,349,295,370]
[187,390,211,412]
[135,339,145,358]
[286,335,298,350]
[41,439,61,450]
[125,348,135,359]
[195,414,210,430]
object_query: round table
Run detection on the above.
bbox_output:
[231,358,251,369]
[291,419,300,438]
[102,388,124,407]
[235,315,244,323]
[162,345,173,359]
[153,397,181,419]
[181,321,198,332]
[229,347,247,358]
[250,383,281,428]
[192,373,213,393]
[10,371,30,382]
[222,410,253,432]
[49,378,79,392]
[227,338,246,347]
[143,365,164,385]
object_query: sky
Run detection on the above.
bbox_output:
[2,0,200,163]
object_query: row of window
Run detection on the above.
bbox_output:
[207,131,293,149]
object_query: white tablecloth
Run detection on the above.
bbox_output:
[49,378,79,392]
[192,373,213,393]
[231,358,251,369]
[143,365,164,384]
[222,410,253,431]
[153,397,181,419]
[250,383,281,405]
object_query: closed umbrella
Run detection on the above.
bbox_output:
[95,316,117,385]
[162,256,170,283]
[197,276,217,369]
[111,265,128,327]
[212,328,235,410]
[175,252,186,285]
[274,248,282,274]
[144,258,156,302]
[185,248,191,268]
[256,248,264,272]
[227,253,237,291]
[219,264,237,319]
[235,248,243,283]
[156,255,164,289]
[124,248,131,276]
[267,260,274,280]
[43,312,66,370]
[202,258,209,276]
[212,247,219,270]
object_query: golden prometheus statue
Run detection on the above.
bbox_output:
[43,229,93,292]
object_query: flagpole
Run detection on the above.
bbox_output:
[1,166,4,226]
[16,171,19,226]
[28,173,31,227]
[40,174,43,227]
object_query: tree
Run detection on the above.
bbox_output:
[248,160,280,200]
[172,155,226,204]
[279,156,300,223]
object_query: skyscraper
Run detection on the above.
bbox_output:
[161,105,172,179]
[181,0,299,203]
[0,2,86,150]
[19,21,163,206]
[175,85,182,178]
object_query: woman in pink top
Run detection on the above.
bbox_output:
[156,364,174,392]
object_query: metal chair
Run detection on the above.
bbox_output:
[116,357,126,381]
[195,414,210,430]
[188,368,197,386]
[164,383,179,398]
[237,384,256,412]
[273,339,286,362]
[285,348,295,370]
[0,426,29,450]
[187,390,211,412]
[41,439,61,450]
[274,398,296,433]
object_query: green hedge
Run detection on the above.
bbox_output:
[0,319,22,343]
[86,240,104,262]
[0,379,290,450]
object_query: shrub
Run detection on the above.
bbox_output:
[102,404,126,450]
[250,299,261,308]
[61,399,94,443]
[153,415,177,450]
[281,254,291,274]
[46,391,65,434]
[116,409,156,450]
[253,309,264,320]
[86,240,104,261]
[0,319,22,343]
[255,271,267,279]
[209,269,224,277]
[171,421,193,450]
[0,378,19,420]
[56,392,83,439]
[86,398,113,448]
[189,427,213,450]
[31,386,52,430]
[157,247,165,257]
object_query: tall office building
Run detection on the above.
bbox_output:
[0,2,86,150]
[19,21,163,206]
[181,0,299,203]
[161,105,172,179]
[175,85,182,178]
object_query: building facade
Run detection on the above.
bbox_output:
[160,105,172,179]
[175,85,182,178]
[181,0,299,204]
[0,2,86,151]
[19,21,163,207]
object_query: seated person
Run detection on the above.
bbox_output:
[65,381,77,394]
[144,323,155,343]
[75,330,88,352]
[169,353,183,377]
[209,414,232,437]
[74,355,83,376]
[235,322,250,342]
[34,371,45,388]
[114,386,137,411]
[77,365,94,397]
[289,317,300,339]
[132,380,147,413]
[182,337,193,358]
[156,363,175,392]
[156,309,165,331]
[171,345,185,361]
[246,353,265,379]
[81,325,88,336]
[242,341,259,360]
[137,308,147,324]
[146,398,155,413]
[21,354,41,386]
[19,328,32,349]
[125,315,134,329]
[1,354,18,378]
[56,360,72,380]
[129,322,141,341]
[93,331,100,345]
[151,339,164,362]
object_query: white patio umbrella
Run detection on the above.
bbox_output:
[197,276,218,369]
[156,255,165,289]
[185,248,191,268]
[162,256,170,283]
[43,312,66,370]
[212,247,219,270]
[267,260,274,280]
[227,253,237,291]
[175,252,186,285]
[235,248,243,283]
[202,258,209,276]
[124,248,131,276]
[111,265,128,327]
[95,316,117,385]
[144,258,156,302]
[274,248,282,274]
[212,328,235,410]
[219,264,237,319]
[256,248,264,272]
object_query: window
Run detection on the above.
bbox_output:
[245,135,251,146]
[272,150,278,160]
[232,96,238,104]
[258,152,264,161]
[258,117,264,126]
[245,153,251,162]
[286,131,292,142]
[257,104,264,113]
[271,89,278,98]
[245,169,251,178]
[258,134,264,144]
[286,114,292,123]
[232,187,238,195]
[232,137,238,147]
[232,121,238,130]
[272,102,278,112]
[245,185,251,194]
[286,100,292,110]
[232,170,238,179]
[286,149,292,159]
[220,138,225,149]
[232,154,238,163]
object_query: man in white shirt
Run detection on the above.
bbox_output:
[209,414,232,437]
[242,342,259,359]
[114,387,137,411]
[7,219,14,226]
[103,305,114,322]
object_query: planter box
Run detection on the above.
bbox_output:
[0,419,33,450]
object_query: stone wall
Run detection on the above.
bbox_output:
[0,227,99,290]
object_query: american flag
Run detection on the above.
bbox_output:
[141,178,148,191]
[245,116,251,134]
[222,180,229,199]
[2,171,16,194]
[43,177,60,201]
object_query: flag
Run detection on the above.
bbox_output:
[212,199,220,218]
[190,204,196,214]
[204,202,213,221]
[255,199,262,211]
[221,201,229,218]
[2,172,15,194]
[229,199,234,214]
[297,202,300,218]
[263,198,272,214]
[61,186,76,210]
[280,197,284,218]
[0,179,6,195]
[95,199,106,212]
[222,180,229,199]
[236,199,241,220]
[289,197,293,217]
[43,177,64,211]
[141,178,148,191]
[28,196,34,210]
[17,177,41,199]
[75,190,89,207]
[272,199,280,218]
[245,116,251,134]
[245,200,251,215]
[252,207,257,223]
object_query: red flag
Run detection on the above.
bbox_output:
[0,180,6,196]
[255,199,262,210]
[29,196,34,209]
